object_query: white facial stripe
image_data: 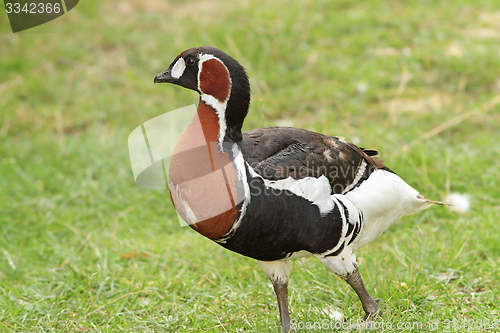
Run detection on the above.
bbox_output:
[171,57,186,79]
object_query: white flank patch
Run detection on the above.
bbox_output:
[258,260,292,284]
[317,206,347,256]
[444,192,471,214]
[346,169,433,249]
[197,53,232,151]
[170,57,186,79]
[332,195,361,226]
[342,161,367,193]
[265,175,335,217]
[316,196,362,257]
[335,196,363,246]
[247,166,342,217]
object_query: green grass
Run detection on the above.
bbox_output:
[1,0,500,332]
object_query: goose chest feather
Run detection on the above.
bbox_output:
[154,46,443,333]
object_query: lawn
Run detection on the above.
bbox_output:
[1,0,500,332]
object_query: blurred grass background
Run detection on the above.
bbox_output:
[1,0,500,332]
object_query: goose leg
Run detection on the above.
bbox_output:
[272,280,294,333]
[343,266,380,320]
[319,253,380,321]
[258,260,295,333]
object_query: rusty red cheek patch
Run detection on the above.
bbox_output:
[199,58,231,102]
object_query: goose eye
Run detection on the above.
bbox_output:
[185,57,196,66]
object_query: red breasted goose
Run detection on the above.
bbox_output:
[154,46,444,333]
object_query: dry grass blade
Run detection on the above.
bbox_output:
[401,94,500,152]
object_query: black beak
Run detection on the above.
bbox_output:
[154,69,174,83]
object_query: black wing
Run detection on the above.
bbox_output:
[239,127,390,194]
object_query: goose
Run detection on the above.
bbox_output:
[153,46,443,332]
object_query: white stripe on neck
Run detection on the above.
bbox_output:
[197,53,232,151]
[216,144,251,243]
[200,93,228,151]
